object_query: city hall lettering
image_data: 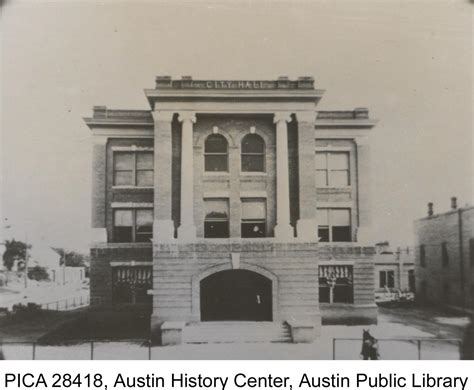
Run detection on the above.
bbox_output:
[84,76,379,344]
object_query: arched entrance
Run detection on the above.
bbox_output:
[200,269,272,321]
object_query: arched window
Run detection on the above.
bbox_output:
[241,134,265,172]
[204,134,228,172]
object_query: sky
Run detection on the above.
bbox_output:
[1,0,473,252]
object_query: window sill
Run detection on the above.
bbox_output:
[316,186,352,190]
[240,172,267,177]
[112,186,154,190]
[203,172,230,176]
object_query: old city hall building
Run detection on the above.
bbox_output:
[85,76,378,344]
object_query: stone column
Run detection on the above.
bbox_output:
[295,111,318,240]
[274,112,294,239]
[152,111,175,241]
[91,136,108,243]
[177,112,197,241]
[355,136,372,244]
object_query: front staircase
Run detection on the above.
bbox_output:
[182,321,292,344]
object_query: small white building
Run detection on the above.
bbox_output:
[374,242,415,298]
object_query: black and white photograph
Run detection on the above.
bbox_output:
[1,0,473,360]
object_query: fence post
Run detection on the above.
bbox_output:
[32,342,36,360]
[332,339,336,360]
[148,341,152,360]
[90,341,94,360]
[417,340,421,360]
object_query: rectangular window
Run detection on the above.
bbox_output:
[319,265,353,303]
[113,209,153,243]
[408,269,416,292]
[315,152,350,187]
[441,242,449,267]
[420,244,426,268]
[204,199,229,238]
[317,208,351,242]
[114,151,154,187]
[241,199,266,238]
[379,270,395,289]
[112,266,152,304]
[470,238,474,267]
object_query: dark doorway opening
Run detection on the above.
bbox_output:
[200,269,272,321]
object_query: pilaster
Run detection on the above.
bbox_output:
[274,112,294,240]
[355,136,373,244]
[152,111,175,241]
[91,136,108,243]
[295,111,318,240]
[177,112,197,241]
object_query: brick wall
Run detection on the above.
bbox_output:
[90,244,153,305]
[415,206,474,312]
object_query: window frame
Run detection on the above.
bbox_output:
[379,270,395,289]
[420,244,426,268]
[315,151,351,188]
[441,242,449,267]
[318,265,354,304]
[317,208,352,242]
[241,198,267,238]
[113,151,154,187]
[113,208,153,243]
[204,134,229,173]
[241,134,266,173]
[203,198,230,238]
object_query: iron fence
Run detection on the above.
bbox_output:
[332,338,462,360]
[38,295,90,311]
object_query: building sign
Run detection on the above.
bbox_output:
[154,77,315,90]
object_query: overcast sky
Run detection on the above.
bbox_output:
[1,0,472,252]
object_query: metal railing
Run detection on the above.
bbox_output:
[332,338,463,360]
[1,339,152,360]
[38,295,90,311]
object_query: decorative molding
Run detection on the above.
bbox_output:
[111,146,154,152]
[231,253,240,269]
[178,112,197,123]
[273,112,292,124]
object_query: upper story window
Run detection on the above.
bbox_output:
[316,152,350,187]
[420,244,426,268]
[113,209,153,243]
[204,199,229,238]
[204,134,228,172]
[317,208,351,242]
[241,134,265,172]
[441,242,449,267]
[114,152,154,186]
[470,238,474,267]
[241,199,266,238]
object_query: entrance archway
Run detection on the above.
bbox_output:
[200,269,272,321]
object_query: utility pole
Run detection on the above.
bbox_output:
[24,233,29,289]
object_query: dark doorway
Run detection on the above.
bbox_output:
[200,270,272,321]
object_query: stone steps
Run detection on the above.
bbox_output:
[182,321,292,344]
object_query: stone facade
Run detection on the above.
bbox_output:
[415,202,474,313]
[85,76,379,343]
